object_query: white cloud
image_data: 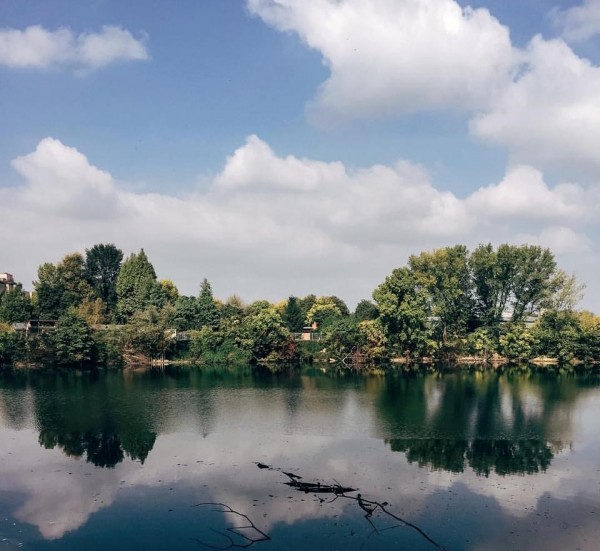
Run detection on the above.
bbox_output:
[470,36,600,175]
[526,226,594,256]
[2,137,599,308]
[0,25,148,71]
[11,137,121,218]
[552,0,600,42]
[466,165,592,222]
[247,0,515,120]
[247,1,600,178]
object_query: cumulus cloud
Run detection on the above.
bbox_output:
[11,137,121,218]
[552,0,600,42]
[1,136,599,307]
[247,0,515,120]
[0,25,148,71]
[470,36,600,175]
[247,1,600,177]
[466,165,593,222]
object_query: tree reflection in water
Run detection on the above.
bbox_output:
[387,437,557,476]
[38,428,156,468]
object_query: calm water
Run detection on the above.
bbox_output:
[1,366,600,550]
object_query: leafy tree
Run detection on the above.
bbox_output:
[158,279,179,303]
[52,310,95,367]
[84,244,123,312]
[238,306,293,362]
[510,245,557,322]
[0,323,25,365]
[0,283,32,323]
[498,323,536,363]
[116,249,158,320]
[35,254,94,319]
[408,245,472,345]
[220,295,246,320]
[197,278,219,328]
[173,295,198,331]
[466,328,496,359]
[283,296,304,332]
[358,319,388,361]
[354,299,378,322]
[322,317,365,361]
[373,267,432,359]
[470,244,558,329]
[322,296,350,317]
[306,297,343,329]
[297,294,317,324]
[123,306,176,365]
[532,311,582,362]
[76,298,107,327]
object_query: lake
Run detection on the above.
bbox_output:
[1,366,600,550]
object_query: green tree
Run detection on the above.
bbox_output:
[173,295,198,330]
[283,296,304,332]
[322,317,365,361]
[0,283,32,323]
[84,244,123,312]
[470,244,558,330]
[373,267,432,359]
[0,323,25,365]
[532,311,582,362]
[35,254,94,319]
[297,294,317,324]
[115,249,159,320]
[123,306,176,365]
[408,245,472,347]
[354,299,378,322]
[238,306,293,362]
[197,278,219,328]
[219,295,245,320]
[498,323,536,363]
[306,297,343,329]
[52,310,95,367]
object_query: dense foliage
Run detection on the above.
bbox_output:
[1,242,598,368]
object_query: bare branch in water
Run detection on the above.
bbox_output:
[191,502,271,549]
[257,464,446,551]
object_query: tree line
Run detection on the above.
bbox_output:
[1,242,599,368]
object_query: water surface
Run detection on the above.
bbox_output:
[1,367,599,550]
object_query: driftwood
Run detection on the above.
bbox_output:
[255,463,446,551]
[191,502,271,549]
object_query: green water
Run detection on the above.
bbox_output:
[1,366,599,550]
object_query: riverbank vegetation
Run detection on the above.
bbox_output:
[1,243,599,369]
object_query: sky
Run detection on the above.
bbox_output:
[2,0,600,309]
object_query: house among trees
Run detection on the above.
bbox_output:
[300,321,321,341]
[0,273,16,295]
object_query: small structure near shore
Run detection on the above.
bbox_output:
[292,322,322,342]
[0,273,16,295]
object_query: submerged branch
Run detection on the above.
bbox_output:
[256,463,446,550]
[191,502,271,549]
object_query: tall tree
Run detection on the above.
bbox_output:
[470,244,558,328]
[52,310,95,367]
[115,249,158,320]
[197,278,219,328]
[283,296,304,332]
[35,253,93,319]
[373,267,431,359]
[0,283,32,323]
[408,245,472,344]
[354,299,378,322]
[84,244,123,312]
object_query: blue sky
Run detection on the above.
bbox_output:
[2,0,600,309]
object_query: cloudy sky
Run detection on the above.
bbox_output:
[2,0,600,309]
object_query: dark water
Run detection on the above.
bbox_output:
[1,366,600,550]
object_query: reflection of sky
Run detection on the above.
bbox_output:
[0,372,599,550]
